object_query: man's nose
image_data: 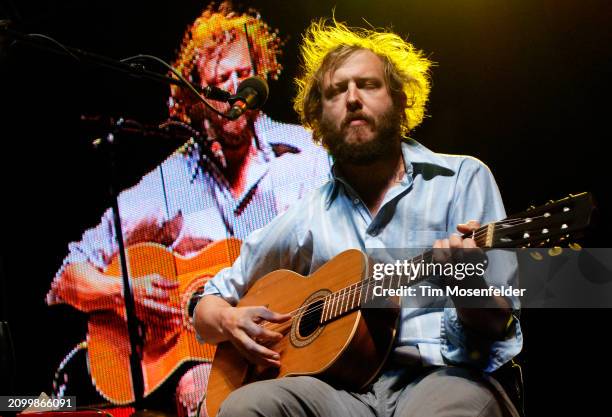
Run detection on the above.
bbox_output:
[346,83,362,111]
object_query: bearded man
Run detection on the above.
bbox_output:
[194,19,522,417]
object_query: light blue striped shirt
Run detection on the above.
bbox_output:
[202,138,522,372]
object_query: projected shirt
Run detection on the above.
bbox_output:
[47,114,332,304]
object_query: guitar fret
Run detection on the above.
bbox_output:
[334,289,341,318]
[321,296,328,323]
[345,287,351,312]
[359,280,364,306]
[344,286,351,313]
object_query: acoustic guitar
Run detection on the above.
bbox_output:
[87,237,241,404]
[205,193,594,416]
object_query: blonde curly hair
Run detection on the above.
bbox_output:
[169,2,283,123]
[294,19,433,140]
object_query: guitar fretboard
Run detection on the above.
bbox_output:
[319,248,442,324]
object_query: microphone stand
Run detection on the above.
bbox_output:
[91,119,199,416]
[2,23,222,416]
[93,122,148,411]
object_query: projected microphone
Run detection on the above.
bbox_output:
[226,77,269,120]
[201,85,231,102]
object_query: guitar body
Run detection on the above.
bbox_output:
[87,238,241,404]
[205,249,399,417]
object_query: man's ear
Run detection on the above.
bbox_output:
[393,91,409,128]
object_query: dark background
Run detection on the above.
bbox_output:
[1,0,611,415]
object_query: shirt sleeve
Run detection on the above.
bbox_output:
[441,157,523,372]
[201,201,307,306]
[47,162,176,305]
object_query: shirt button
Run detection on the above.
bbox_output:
[353,198,360,205]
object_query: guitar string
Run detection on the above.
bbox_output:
[258,213,566,332]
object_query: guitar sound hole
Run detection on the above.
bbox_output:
[187,285,206,318]
[298,300,323,338]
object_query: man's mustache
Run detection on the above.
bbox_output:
[342,113,375,129]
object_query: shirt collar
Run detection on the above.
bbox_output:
[252,112,275,162]
[324,137,453,209]
[402,137,452,171]
[184,112,274,192]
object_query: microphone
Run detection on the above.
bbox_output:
[226,77,269,120]
[201,85,231,102]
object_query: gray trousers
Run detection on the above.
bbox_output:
[216,365,520,417]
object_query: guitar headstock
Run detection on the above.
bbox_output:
[489,192,595,248]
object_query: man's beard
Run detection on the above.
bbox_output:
[319,106,402,165]
[189,102,257,150]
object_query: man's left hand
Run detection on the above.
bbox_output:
[433,220,480,252]
[434,220,512,339]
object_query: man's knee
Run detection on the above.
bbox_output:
[395,367,505,417]
[216,381,275,417]
[216,377,319,417]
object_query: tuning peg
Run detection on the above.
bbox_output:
[569,242,582,251]
[548,247,563,257]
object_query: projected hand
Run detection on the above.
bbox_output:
[132,274,182,329]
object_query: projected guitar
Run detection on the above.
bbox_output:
[205,192,594,416]
[87,237,241,404]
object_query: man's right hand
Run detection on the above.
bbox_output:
[220,306,291,368]
[50,263,181,330]
[194,295,291,367]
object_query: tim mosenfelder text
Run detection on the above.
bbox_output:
[370,260,526,298]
